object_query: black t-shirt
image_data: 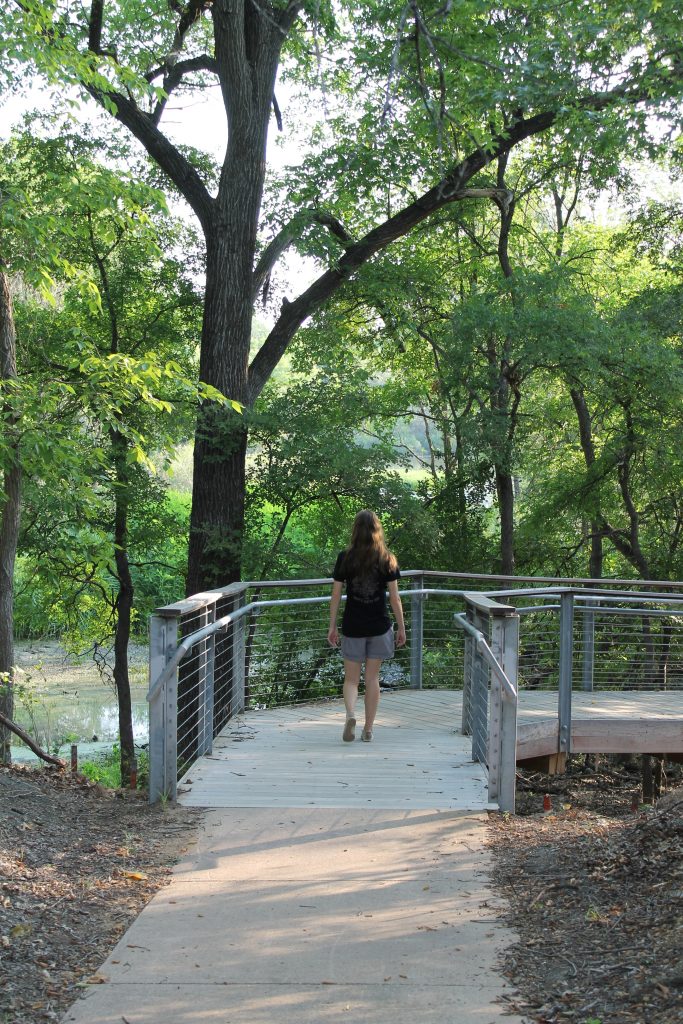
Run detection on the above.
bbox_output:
[332,550,401,637]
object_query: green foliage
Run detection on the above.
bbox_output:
[2,0,683,649]
[80,743,149,789]
[13,486,191,643]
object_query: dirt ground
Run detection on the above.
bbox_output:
[0,764,201,1024]
[489,758,683,1024]
[1,758,682,1024]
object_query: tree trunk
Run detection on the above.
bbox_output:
[0,270,20,765]
[492,154,516,575]
[569,388,604,578]
[589,528,603,579]
[111,429,135,784]
[186,4,284,594]
[186,227,253,593]
[496,468,515,575]
[454,418,468,545]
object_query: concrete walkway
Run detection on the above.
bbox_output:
[61,695,523,1023]
[61,807,523,1024]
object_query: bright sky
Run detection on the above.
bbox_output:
[2,71,680,311]
[0,77,319,326]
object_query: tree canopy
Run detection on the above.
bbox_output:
[4,0,683,591]
[1,2,683,772]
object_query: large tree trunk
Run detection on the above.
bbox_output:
[570,388,604,578]
[186,229,251,592]
[185,3,284,594]
[0,270,20,764]
[589,528,603,579]
[492,166,517,576]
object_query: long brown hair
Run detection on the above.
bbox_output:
[343,510,397,577]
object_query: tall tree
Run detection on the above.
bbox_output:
[1,129,228,769]
[0,268,20,762]
[6,0,683,593]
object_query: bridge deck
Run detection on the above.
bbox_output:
[178,690,489,810]
[178,689,683,810]
[516,689,683,759]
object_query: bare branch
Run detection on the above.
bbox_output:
[252,209,352,303]
[167,0,210,69]
[272,91,283,131]
[145,53,218,84]
[148,55,219,125]
[84,87,214,230]
[0,711,66,767]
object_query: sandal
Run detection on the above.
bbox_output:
[361,728,373,742]
[343,717,356,742]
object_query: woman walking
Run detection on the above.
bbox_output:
[328,510,406,742]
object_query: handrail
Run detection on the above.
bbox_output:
[148,586,519,701]
[153,571,683,616]
[150,584,582,703]
[488,586,683,602]
[453,612,517,702]
[150,579,683,710]
[148,594,333,701]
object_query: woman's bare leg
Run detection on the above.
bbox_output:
[343,659,362,740]
[363,658,382,735]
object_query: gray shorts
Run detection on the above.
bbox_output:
[341,627,395,663]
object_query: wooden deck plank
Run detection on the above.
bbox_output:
[178,688,683,810]
[518,690,683,719]
[516,689,683,758]
[179,690,491,811]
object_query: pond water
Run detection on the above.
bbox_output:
[11,686,150,763]
[10,641,149,764]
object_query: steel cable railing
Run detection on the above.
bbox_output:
[148,574,683,809]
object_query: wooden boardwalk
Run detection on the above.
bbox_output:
[178,690,491,811]
[177,688,683,810]
[517,689,683,759]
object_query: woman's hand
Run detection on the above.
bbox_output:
[328,626,339,647]
[396,625,406,648]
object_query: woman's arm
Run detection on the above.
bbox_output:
[388,580,406,647]
[328,580,343,646]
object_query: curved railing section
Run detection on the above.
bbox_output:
[148,572,683,810]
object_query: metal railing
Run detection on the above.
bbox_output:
[458,593,519,812]
[147,572,683,812]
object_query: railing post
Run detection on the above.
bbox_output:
[558,591,574,753]
[196,602,216,756]
[581,596,595,692]
[464,602,485,741]
[231,591,247,714]
[148,612,179,804]
[498,614,519,814]
[488,616,504,801]
[462,627,474,735]
[470,610,489,764]
[488,609,519,809]
[410,573,424,690]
